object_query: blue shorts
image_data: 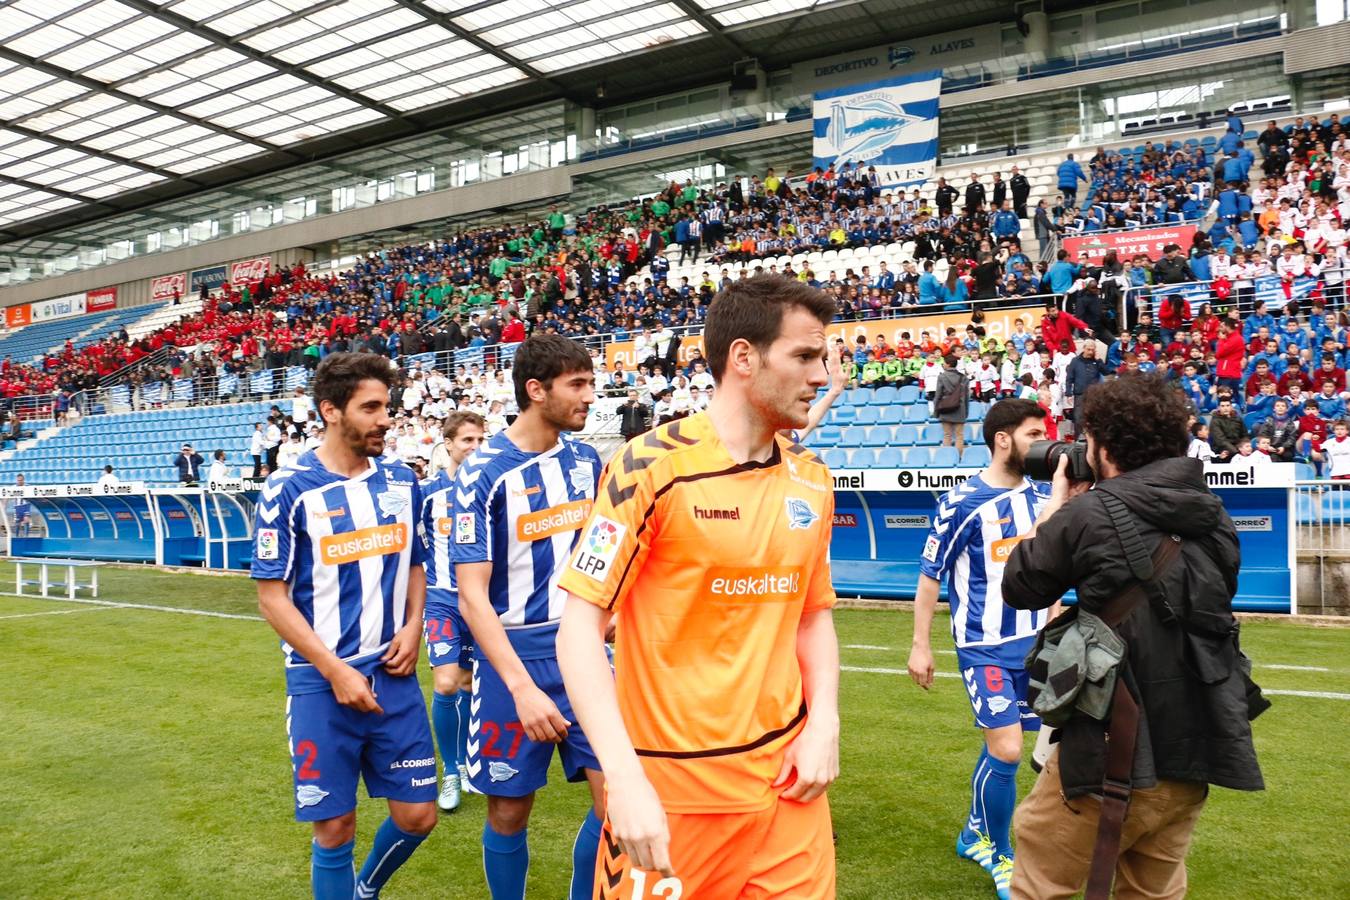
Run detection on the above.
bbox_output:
[424,600,473,669]
[960,663,1041,732]
[466,641,598,797]
[286,668,437,821]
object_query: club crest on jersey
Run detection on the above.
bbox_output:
[489,761,518,782]
[378,490,409,517]
[434,642,451,657]
[784,497,819,530]
[455,513,475,544]
[296,785,328,808]
[257,528,279,560]
[569,465,594,496]
[988,696,1013,715]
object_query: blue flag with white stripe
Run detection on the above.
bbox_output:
[218,373,239,397]
[812,69,941,189]
[251,370,273,393]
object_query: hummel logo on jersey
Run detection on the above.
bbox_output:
[784,497,819,530]
[489,761,519,782]
[319,523,408,564]
[295,785,328,808]
[694,506,741,520]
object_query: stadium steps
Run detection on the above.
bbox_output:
[0,421,63,464]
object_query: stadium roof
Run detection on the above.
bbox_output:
[0,0,1018,247]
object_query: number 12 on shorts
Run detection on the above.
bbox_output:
[629,871,683,899]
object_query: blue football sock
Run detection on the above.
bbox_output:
[355,817,428,899]
[456,688,473,769]
[483,823,528,900]
[964,746,991,839]
[310,838,354,900]
[570,809,603,900]
[982,755,1020,860]
[432,691,459,772]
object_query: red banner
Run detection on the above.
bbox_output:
[1062,224,1196,266]
[229,256,271,288]
[4,304,30,328]
[86,287,116,312]
[150,273,185,302]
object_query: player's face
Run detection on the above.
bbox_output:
[538,368,596,432]
[1004,417,1047,475]
[751,307,829,431]
[333,379,392,458]
[447,422,484,465]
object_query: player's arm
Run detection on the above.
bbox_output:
[457,561,569,743]
[382,565,425,676]
[558,595,673,877]
[907,573,941,690]
[256,579,382,713]
[775,606,840,803]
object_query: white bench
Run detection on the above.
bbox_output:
[15,558,102,600]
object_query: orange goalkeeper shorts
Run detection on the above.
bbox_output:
[594,792,834,900]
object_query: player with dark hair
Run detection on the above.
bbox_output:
[558,274,840,898]
[452,334,605,900]
[252,352,437,900]
[419,410,486,812]
[907,397,1056,900]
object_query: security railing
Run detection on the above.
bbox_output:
[1293,479,1350,616]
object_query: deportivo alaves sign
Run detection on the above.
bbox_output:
[792,24,1000,91]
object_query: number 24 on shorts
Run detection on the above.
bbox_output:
[629,871,683,899]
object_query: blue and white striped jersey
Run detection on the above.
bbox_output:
[419,468,458,595]
[918,474,1052,668]
[450,431,601,628]
[251,449,426,694]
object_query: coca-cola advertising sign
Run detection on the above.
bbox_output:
[1062,225,1196,266]
[150,273,186,302]
[229,256,271,287]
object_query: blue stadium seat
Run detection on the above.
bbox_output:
[916,424,942,446]
[902,405,928,424]
[830,406,856,426]
[864,426,891,447]
[840,426,867,447]
[813,426,841,447]
[845,389,869,406]
[897,385,921,404]
[961,446,992,467]
[904,448,931,467]
[931,447,960,467]
[1293,462,1316,481]
[966,401,987,422]
[964,423,983,445]
[875,447,903,468]
[893,425,917,446]
[872,386,898,405]
[877,406,902,425]
[854,406,878,425]
[849,448,876,468]
[821,448,848,469]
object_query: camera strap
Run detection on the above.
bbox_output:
[1084,492,1183,900]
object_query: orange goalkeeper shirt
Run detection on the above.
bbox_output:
[558,412,836,813]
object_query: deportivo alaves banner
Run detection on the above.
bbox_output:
[604,305,1045,370]
[811,69,942,190]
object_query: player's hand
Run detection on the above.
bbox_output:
[907,644,935,690]
[1049,454,1092,508]
[825,347,844,392]
[774,716,839,803]
[511,683,569,743]
[381,622,421,676]
[606,770,674,878]
[328,663,383,715]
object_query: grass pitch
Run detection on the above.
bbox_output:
[1,563,1346,899]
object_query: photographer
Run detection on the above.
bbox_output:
[1002,374,1265,899]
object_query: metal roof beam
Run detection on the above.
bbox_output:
[386,0,575,101]
[0,119,190,186]
[117,0,409,126]
[0,176,110,210]
[0,47,302,164]
[666,0,754,60]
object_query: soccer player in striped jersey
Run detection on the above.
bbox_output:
[418,410,486,812]
[908,398,1057,900]
[253,353,437,900]
[452,335,605,900]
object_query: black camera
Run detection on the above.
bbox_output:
[1024,439,1095,483]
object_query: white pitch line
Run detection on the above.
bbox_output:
[0,605,124,620]
[845,644,956,655]
[840,666,1350,700]
[1264,664,1330,672]
[0,593,261,621]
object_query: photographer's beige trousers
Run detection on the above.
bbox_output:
[1010,750,1207,899]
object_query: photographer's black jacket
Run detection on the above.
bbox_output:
[1004,457,1264,797]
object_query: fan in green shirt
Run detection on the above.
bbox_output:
[650,198,670,218]
[842,358,858,387]
[489,255,510,280]
[860,355,884,388]
[881,356,903,385]
[548,210,566,231]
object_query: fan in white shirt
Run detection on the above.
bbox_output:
[207,452,230,483]
[1319,422,1350,478]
